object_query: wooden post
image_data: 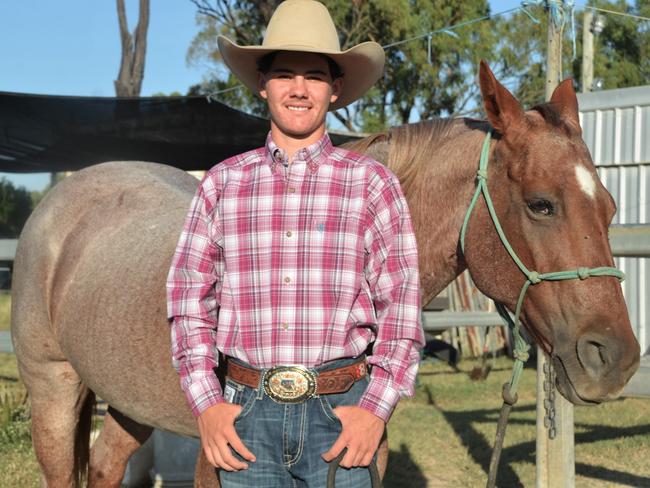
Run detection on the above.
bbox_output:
[537,3,576,487]
[582,8,594,92]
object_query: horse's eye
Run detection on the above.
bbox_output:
[527,199,554,216]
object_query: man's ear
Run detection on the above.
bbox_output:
[258,71,268,100]
[330,77,343,104]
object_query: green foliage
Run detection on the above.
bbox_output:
[580,0,650,91]
[186,0,505,130]
[0,179,34,239]
[0,385,30,447]
[187,1,650,130]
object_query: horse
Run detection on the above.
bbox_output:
[11,61,639,487]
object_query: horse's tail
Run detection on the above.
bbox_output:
[74,390,96,487]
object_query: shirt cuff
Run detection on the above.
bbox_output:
[183,373,225,418]
[357,371,401,423]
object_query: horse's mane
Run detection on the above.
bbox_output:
[384,119,459,195]
[344,117,488,197]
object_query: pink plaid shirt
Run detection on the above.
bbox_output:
[166,132,424,422]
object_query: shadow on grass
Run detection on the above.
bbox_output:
[576,462,650,487]
[384,443,427,488]
[434,396,650,487]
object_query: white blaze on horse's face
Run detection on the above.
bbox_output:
[575,165,597,199]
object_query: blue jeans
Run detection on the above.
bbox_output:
[218,357,374,487]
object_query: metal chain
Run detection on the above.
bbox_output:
[543,362,557,439]
[462,130,625,488]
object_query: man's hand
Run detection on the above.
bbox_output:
[197,402,256,471]
[321,405,385,468]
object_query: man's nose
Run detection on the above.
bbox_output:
[290,76,307,97]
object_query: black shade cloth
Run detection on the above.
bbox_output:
[0,91,359,173]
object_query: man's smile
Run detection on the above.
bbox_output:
[286,105,310,112]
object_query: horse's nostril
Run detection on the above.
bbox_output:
[577,336,610,379]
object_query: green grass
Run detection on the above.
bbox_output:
[0,353,39,488]
[385,358,650,487]
[0,353,648,487]
[0,293,10,331]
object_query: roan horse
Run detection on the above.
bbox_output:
[11,61,639,487]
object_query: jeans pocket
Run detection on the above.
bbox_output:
[233,386,257,422]
[319,395,340,423]
[319,376,369,424]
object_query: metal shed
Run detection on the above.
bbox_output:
[578,85,650,355]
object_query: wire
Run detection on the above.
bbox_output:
[381,7,522,50]
[587,5,650,23]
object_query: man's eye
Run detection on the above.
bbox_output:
[527,199,555,216]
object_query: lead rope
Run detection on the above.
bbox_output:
[460,131,624,488]
[327,448,381,487]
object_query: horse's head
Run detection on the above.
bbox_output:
[463,61,640,404]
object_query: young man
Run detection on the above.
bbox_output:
[166,1,424,486]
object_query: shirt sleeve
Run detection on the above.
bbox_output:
[166,174,225,418]
[357,170,424,422]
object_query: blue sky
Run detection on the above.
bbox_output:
[0,0,522,191]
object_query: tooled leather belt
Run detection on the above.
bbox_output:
[226,356,368,403]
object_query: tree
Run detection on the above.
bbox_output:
[0,179,34,238]
[576,0,650,91]
[187,0,503,131]
[115,0,150,97]
[186,0,650,131]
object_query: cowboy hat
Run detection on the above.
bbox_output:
[217,0,385,110]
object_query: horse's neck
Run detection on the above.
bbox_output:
[380,120,487,305]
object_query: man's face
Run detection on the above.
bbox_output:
[259,51,342,140]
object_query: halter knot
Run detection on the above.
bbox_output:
[577,267,590,280]
[513,349,530,362]
[476,169,488,181]
[527,271,542,284]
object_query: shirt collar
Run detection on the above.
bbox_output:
[265,132,334,175]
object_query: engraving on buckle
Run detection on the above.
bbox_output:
[263,366,317,403]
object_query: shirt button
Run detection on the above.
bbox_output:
[286,230,292,237]
[284,276,291,284]
[287,187,296,193]
[281,322,289,330]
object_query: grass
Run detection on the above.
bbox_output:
[0,353,648,487]
[0,353,39,488]
[385,358,650,487]
[0,293,10,331]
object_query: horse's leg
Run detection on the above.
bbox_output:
[194,450,220,488]
[88,407,153,487]
[27,361,93,488]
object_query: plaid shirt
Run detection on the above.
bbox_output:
[166,132,424,422]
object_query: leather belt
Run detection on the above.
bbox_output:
[226,357,368,404]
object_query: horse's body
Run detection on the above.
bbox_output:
[12,63,640,486]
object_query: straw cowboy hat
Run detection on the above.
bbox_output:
[217,0,385,110]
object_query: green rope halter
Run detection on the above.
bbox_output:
[460,130,625,397]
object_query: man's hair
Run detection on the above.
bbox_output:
[257,51,343,80]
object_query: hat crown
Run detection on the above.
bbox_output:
[263,0,341,51]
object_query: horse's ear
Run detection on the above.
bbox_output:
[479,60,526,135]
[550,78,582,136]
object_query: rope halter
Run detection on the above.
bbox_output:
[460,130,624,397]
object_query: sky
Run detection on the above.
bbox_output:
[0,0,523,191]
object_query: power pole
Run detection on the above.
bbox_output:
[537,5,576,487]
[582,8,595,92]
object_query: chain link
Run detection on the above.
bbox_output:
[542,362,557,439]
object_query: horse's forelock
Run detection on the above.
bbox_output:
[530,102,577,137]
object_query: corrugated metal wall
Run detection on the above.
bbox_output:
[578,86,650,355]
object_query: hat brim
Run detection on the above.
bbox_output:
[217,35,385,111]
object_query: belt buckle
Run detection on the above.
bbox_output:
[263,365,317,403]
